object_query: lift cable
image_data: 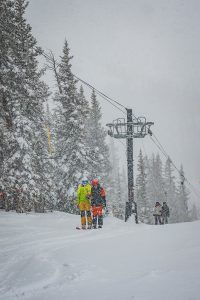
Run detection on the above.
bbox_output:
[0,32,130,117]
[27,50,200,200]
[141,139,167,200]
[42,51,128,116]
[117,139,127,150]
[151,133,170,159]
[149,133,200,200]
[149,135,169,160]
[7,41,200,205]
[73,74,126,115]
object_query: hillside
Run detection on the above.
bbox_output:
[0,211,200,300]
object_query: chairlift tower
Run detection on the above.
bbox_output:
[106,109,154,223]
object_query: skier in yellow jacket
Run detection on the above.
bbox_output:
[77,179,92,229]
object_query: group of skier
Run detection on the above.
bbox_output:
[77,178,106,229]
[76,177,171,228]
[153,201,170,225]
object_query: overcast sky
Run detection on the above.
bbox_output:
[26,0,200,205]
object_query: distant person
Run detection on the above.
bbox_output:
[77,178,92,229]
[153,202,162,225]
[91,178,106,229]
[161,202,170,224]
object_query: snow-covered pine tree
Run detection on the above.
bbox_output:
[163,157,178,223]
[0,0,15,210]
[154,153,166,203]
[145,153,166,223]
[135,149,149,223]
[107,137,128,219]
[145,154,155,217]
[121,166,128,208]
[37,103,57,212]
[86,89,110,186]
[53,40,90,212]
[77,84,91,172]
[176,165,190,222]
[116,171,125,220]
[107,137,119,216]
[0,0,50,212]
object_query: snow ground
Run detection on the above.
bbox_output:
[0,211,200,300]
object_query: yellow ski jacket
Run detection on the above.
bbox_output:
[77,184,91,205]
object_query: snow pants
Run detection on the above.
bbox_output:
[79,202,92,226]
[154,215,162,225]
[162,215,168,224]
[92,205,103,227]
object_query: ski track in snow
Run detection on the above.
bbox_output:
[0,211,200,300]
[0,212,125,300]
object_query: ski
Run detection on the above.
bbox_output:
[76,226,98,230]
[76,226,89,230]
[76,226,82,230]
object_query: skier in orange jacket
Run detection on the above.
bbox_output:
[90,178,106,229]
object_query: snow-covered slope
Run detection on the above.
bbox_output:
[0,211,200,300]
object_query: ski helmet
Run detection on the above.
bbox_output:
[81,177,88,186]
[92,178,99,186]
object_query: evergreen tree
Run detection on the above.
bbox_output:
[163,157,177,223]
[120,166,127,219]
[53,41,89,212]
[121,166,128,197]
[135,149,149,223]
[77,85,91,173]
[107,137,118,215]
[0,0,49,212]
[145,153,165,223]
[145,154,156,216]
[154,153,166,202]
[113,170,124,219]
[108,138,127,219]
[117,171,126,219]
[86,89,110,185]
[0,0,16,209]
[39,103,57,212]
[176,165,190,222]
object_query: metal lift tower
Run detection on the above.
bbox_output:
[106,109,154,223]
